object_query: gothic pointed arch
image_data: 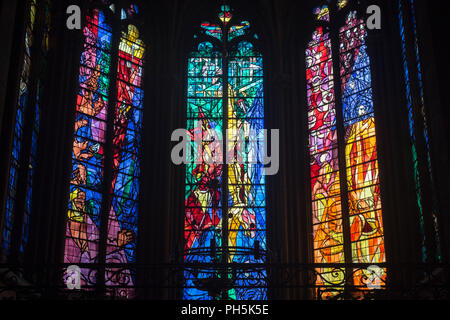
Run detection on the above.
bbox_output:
[184,4,267,300]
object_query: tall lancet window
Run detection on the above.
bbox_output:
[1,0,51,259]
[64,2,145,298]
[184,5,266,300]
[305,1,386,298]
[398,0,441,262]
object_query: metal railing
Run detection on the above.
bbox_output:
[1,262,449,300]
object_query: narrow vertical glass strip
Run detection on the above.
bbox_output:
[184,41,224,300]
[21,1,51,253]
[398,0,426,261]
[104,24,145,298]
[409,0,441,261]
[306,22,345,298]
[339,11,386,287]
[64,9,112,287]
[3,0,38,254]
[227,41,266,300]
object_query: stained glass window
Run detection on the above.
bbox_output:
[64,4,144,297]
[398,0,441,262]
[184,5,266,300]
[2,0,50,257]
[2,0,37,256]
[306,1,386,298]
